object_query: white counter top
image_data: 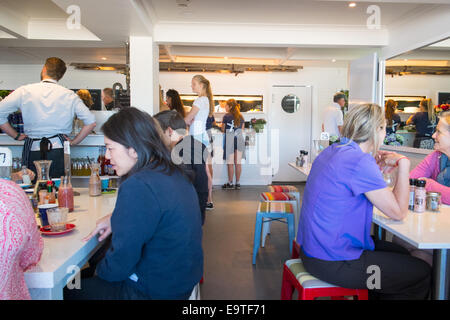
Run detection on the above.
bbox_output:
[0,133,106,147]
[373,206,450,250]
[25,188,117,299]
[288,162,311,178]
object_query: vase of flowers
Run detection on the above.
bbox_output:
[384,133,404,146]
[434,104,450,115]
[251,118,267,133]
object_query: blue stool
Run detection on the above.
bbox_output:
[252,201,295,265]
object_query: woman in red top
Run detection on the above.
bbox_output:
[0,179,43,300]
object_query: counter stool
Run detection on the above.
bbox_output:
[281,259,368,300]
[252,201,295,265]
[260,192,298,247]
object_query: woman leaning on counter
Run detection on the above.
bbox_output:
[410,110,450,204]
[297,103,431,300]
[64,107,203,300]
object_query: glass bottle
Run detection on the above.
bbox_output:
[89,163,102,197]
[46,180,56,204]
[414,180,427,213]
[58,175,74,212]
[409,178,417,211]
[21,165,31,185]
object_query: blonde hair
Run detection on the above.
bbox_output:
[193,75,214,116]
[341,103,385,154]
[76,89,93,109]
[419,98,436,124]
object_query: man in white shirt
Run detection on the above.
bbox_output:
[322,92,345,138]
[0,57,96,178]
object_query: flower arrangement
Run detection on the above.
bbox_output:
[384,133,404,146]
[434,104,450,114]
[250,118,267,133]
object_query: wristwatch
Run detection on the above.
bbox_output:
[14,133,21,140]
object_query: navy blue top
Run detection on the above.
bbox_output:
[386,114,401,135]
[223,113,244,132]
[411,112,435,137]
[206,115,215,131]
[96,167,203,299]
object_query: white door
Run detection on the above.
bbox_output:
[270,85,312,182]
[348,52,379,107]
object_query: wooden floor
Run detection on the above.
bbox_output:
[200,183,305,300]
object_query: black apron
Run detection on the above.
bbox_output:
[22,134,67,179]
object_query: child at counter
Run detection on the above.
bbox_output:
[154,110,209,225]
[0,179,43,300]
[64,107,203,300]
[221,99,245,190]
[297,103,431,300]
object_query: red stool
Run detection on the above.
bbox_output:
[281,243,368,300]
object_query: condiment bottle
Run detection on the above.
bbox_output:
[409,178,417,211]
[302,151,309,168]
[46,181,56,204]
[89,163,102,197]
[414,180,427,213]
[58,175,74,212]
[39,189,48,205]
[21,165,31,185]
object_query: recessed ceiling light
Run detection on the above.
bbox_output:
[404,59,408,61]
[332,59,336,63]
[348,2,356,8]
[101,57,107,60]
[224,56,229,60]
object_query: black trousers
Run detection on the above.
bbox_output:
[198,191,208,226]
[63,276,152,300]
[300,239,431,300]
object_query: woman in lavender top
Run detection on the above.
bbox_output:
[297,104,431,300]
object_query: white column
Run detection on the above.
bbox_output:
[129,36,159,115]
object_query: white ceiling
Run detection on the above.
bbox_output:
[0,0,449,66]
[148,0,423,26]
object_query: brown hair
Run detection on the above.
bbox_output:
[385,99,397,126]
[44,57,66,81]
[341,103,385,155]
[192,75,214,116]
[103,88,114,99]
[76,89,94,109]
[226,99,242,127]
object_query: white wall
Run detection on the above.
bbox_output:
[0,64,126,91]
[159,66,348,140]
[385,73,450,104]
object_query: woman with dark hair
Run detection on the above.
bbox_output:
[64,107,203,300]
[154,110,208,225]
[166,89,186,118]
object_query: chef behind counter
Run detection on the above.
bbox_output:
[0,57,96,179]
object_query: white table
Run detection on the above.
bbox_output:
[25,188,117,300]
[373,206,450,300]
[288,162,312,178]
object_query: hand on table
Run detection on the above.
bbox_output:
[17,133,27,141]
[11,168,36,182]
[83,214,112,242]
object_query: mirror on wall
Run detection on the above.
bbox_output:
[384,37,450,149]
[281,94,300,114]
